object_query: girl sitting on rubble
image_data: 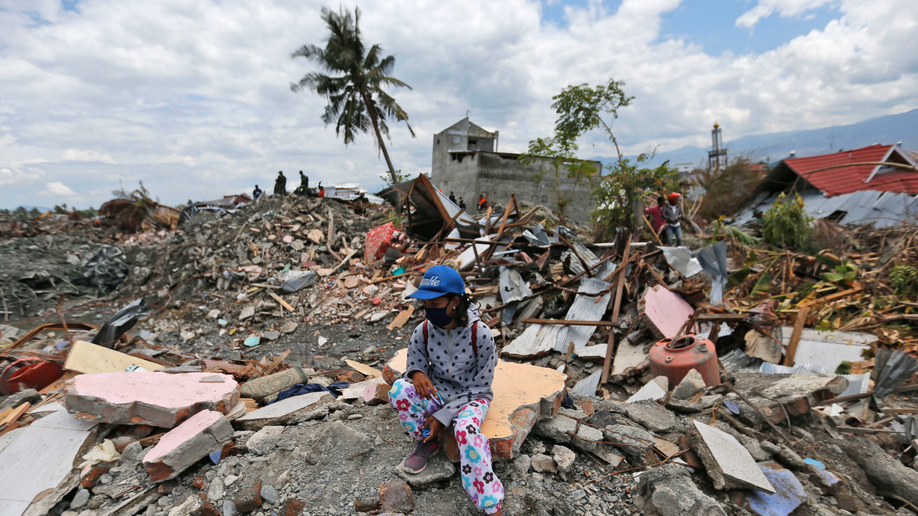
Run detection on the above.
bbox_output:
[388,265,503,515]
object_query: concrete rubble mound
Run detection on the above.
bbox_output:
[1,185,918,516]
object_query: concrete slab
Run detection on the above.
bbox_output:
[339,376,387,401]
[64,372,239,428]
[692,420,775,493]
[234,392,334,431]
[143,410,234,482]
[385,348,567,459]
[0,409,99,516]
[394,452,456,486]
[609,337,650,380]
[640,285,694,339]
[747,463,806,516]
[626,377,668,403]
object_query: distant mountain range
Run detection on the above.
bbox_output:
[592,108,918,170]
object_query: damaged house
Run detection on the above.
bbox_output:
[430,118,601,223]
[735,143,918,226]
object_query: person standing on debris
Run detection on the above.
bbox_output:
[449,191,457,204]
[478,195,488,212]
[297,171,310,196]
[662,192,684,246]
[459,197,466,211]
[274,171,287,196]
[389,265,504,515]
[317,184,326,198]
[644,195,666,235]
[253,185,263,200]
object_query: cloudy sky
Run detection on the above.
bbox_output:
[1,0,917,209]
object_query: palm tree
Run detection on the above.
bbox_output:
[291,6,415,185]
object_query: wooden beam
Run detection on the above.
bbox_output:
[521,319,616,327]
[783,304,809,366]
[602,233,631,385]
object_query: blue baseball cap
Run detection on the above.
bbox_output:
[406,265,465,300]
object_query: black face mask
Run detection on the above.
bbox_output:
[424,305,455,328]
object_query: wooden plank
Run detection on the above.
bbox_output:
[371,272,410,284]
[262,349,291,376]
[267,292,295,312]
[387,305,416,331]
[0,402,31,428]
[520,319,616,327]
[345,360,382,378]
[783,304,809,366]
[64,340,165,374]
[602,234,631,385]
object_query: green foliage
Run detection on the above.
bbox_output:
[379,169,413,187]
[695,157,764,220]
[519,135,598,224]
[821,261,857,285]
[291,6,415,185]
[762,193,813,250]
[890,264,918,297]
[590,154,682,239]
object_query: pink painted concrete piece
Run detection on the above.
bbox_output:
[64,372,239,428]
[641,285,695,339]
[143,410,233,481]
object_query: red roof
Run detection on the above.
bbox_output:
[784,144,918,196]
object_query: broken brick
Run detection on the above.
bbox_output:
[80,466,110,489]
[379,479,413,514]
[143,410,234,482]
[355,494,381,512]
[234,481,263,513]
[279,499,305,516]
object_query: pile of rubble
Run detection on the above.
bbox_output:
[2,177,918,516]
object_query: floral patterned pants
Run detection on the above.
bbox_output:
[389,378,504,514]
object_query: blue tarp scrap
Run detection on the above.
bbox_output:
[267,382,350,404]
[747,463,806,516]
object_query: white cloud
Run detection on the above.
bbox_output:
[736,0,834,29]
[62,148,117,164]
[0,0,915,209]
[45,181,76,196]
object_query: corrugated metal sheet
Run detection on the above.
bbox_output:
[499,266,532,304]
[572,370,602,397]
[554,277,612,353]
[733,189,918,228]
[561,242,599,275]
[501,323,560,359]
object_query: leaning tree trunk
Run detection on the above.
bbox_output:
[361,91,399,186]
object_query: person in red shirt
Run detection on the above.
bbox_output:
[644,195,667,234]
[317,184,326,198]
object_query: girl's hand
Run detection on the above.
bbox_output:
[422,416,443,443]
[410,371,439,400]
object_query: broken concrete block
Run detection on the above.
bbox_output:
[672,369,706,400]
[634,464,726,516]
[691,420,775,493]
[531,453,557,473]
[234,481,263,513]
[532,410,623,467]
[379,479,414,514]
[234,391,334,431]
[626,377,668,403]
[624,401,677,432]
[394,452,456,486]
[841,436,918,505]
[64,372,239,428]
[142,410,233,482]
[245,426,285,455]
[239,306,255,321]
[552,445,576,473]
[386,348,567,459]
[0,388,41,413]
[305,421,373,464]
[747,463,807,516]
[603,424,655,462]
[732,372,848,427]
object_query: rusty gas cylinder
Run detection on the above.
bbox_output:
[649,335,720,388]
